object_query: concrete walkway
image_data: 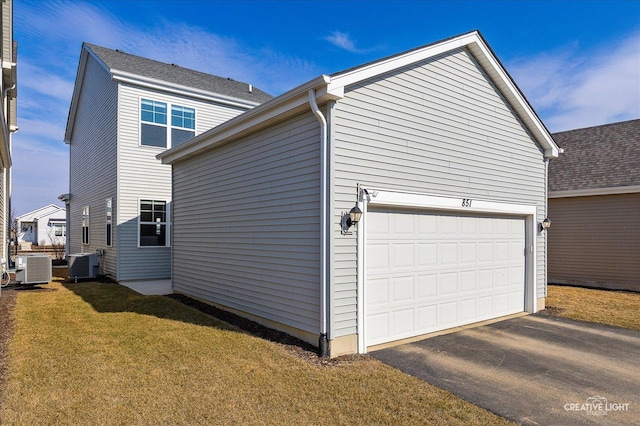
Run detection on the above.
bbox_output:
[372,315,640,425]
[119,279,172,295]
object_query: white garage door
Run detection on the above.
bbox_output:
[366,208,525,347]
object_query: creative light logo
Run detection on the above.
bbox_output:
[564,396,630,416]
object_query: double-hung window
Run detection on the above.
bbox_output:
[139,200,167,247]
[106,198,112,247]
[140,99,195,148]
[82,206,90,245]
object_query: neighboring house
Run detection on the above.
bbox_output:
[548,119,640,292]
[0,0,18,263]
[64,43,271,283]
[159,31,560,357]
[15,204,66,246]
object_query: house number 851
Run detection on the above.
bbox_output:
[462,198,472,207]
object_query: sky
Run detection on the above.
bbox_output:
[12,0,640,215]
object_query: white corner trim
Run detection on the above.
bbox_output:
[549,185,640,198]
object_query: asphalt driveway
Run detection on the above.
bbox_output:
[372,315,640,425]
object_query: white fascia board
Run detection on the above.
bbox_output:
[159,75,335,165]
[64,48,91,144]
[465,41,559,159]
[326,31,559,159]
[549,185,640,198]
[110,70,261,109]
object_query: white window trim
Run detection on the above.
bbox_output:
[355,188,538,354]
[137,198,170,248]
[138,97,197,149]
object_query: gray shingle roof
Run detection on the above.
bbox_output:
[84,43,273,104]
[549,119,640,191]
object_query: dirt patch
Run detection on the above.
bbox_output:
[0,289,17,401]
[538,306,565,316]
[168,293,369,367]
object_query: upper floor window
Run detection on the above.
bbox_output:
[140,99,195,148]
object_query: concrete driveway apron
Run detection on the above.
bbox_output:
[372,315,640,425]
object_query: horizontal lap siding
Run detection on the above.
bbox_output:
[548,194,640,290]
[117,86,247,280]
[332,48,546,337]
[172,111,321,334]
[68,55,118,274]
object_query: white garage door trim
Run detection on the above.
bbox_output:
[356,188,538,353]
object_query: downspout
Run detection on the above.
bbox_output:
[543,157,549,299]
[308,89,329,357]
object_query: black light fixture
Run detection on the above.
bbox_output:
[347,205,362,228]
[538,217,551,232]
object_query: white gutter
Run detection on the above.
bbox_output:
[308,89,329,357]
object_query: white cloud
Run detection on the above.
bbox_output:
[509,32,640,132]
[325,31,360,53]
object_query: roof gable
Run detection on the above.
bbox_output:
[549,119,640,193]
[17,204,65,221]
[65,43,273,143]
[160,30,559,164]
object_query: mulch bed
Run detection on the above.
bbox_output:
[168,294,369,367]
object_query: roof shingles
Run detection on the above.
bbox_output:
[549,119,640,192]
[85,43,273,104]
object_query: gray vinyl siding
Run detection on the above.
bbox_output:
[548,193,640,291]
[116,85,248,280]
[171,111,321,334]
[68,54,118,276]
[0,168,5,261]
[331,47,547,337]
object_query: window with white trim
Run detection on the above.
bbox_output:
[140,99,195,148]
[82,206,90,245]
[106,198,112,247]
[139,200,167,247]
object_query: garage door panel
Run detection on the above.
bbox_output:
[366,209,525,347]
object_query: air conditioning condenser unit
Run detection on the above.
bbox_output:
[68,253,99,279]
[15,254,52,285]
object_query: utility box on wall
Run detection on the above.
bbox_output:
[15,254,52,284]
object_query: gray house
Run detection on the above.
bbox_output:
[159,31,560,357]
[549,119,639,291]
[64,43,271,284]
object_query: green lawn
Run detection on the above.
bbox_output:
[0,281,512,425]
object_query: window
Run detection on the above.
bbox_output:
[54,224,66,237]
[140,99,195,148]
[82,206,90,244]
[171,105,195,147]
[139,200,167,247]
[106,198,112,247]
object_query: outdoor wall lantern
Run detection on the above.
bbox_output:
[342,205,362,235]
[538,217,551,233]
[348,205,362,227]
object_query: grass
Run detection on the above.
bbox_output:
[0,281,512,425]
[545,284,640,331]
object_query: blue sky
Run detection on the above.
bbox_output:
[12,0,640,214]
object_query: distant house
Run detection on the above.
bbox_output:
[0,0,18,263]
[549,119,640,291]
[63,43,271,284]
[15,204,66,247]
[159,31,560,357]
